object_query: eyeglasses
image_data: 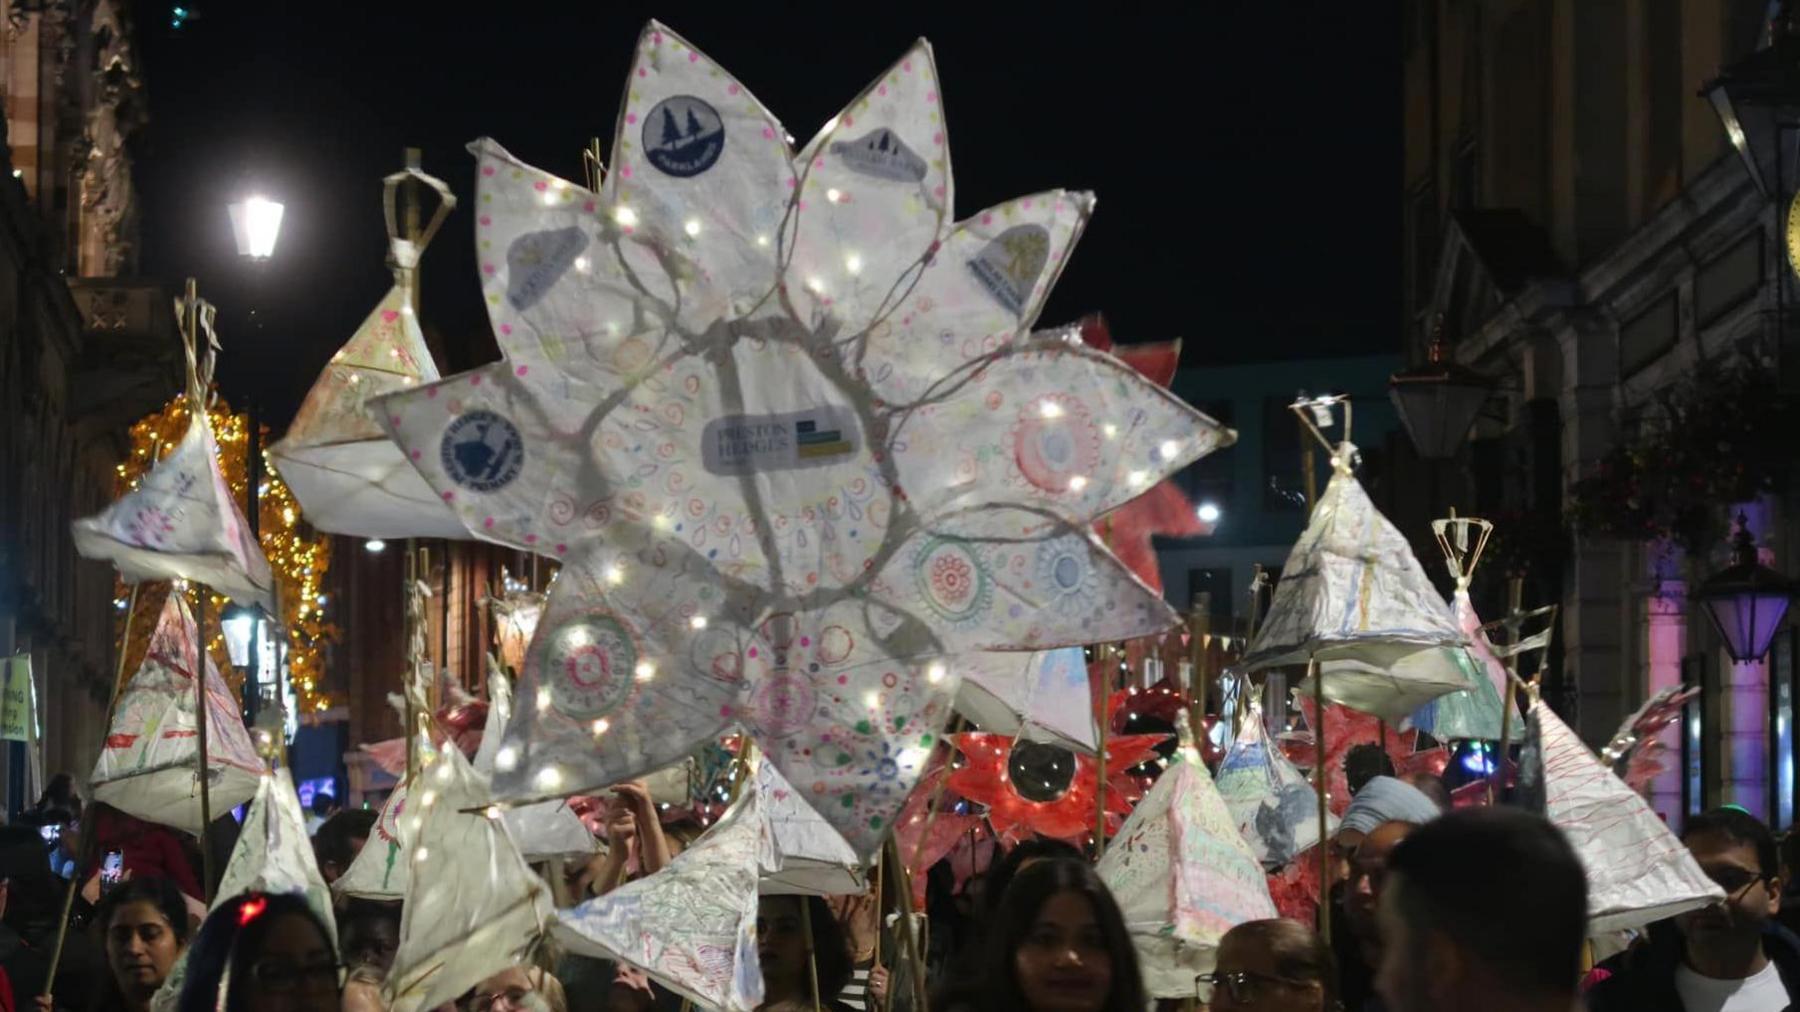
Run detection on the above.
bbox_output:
[462,986,535,1012]
[248,958,346,993]
[1196,970,1318,1005]
[1706,867,1773,898]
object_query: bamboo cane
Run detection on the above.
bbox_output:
[1312,658,1329,945]
[195,584,215,903]
[884,836,930,1012]
[800,895,824,1012]
[1094,643,1110,857]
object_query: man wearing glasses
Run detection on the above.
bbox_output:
[1590,807,1800,1012]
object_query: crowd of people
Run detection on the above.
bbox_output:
[0,760,1795,1012]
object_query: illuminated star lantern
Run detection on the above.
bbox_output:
[948,731,1165,844]
[373,22,1229,855]
[1098,734,1277,994]
[90,591,264,836]
[1243,432,1467,722]
[271,167,465,539]
[1061,314,1210,593]
[1520,696,1722,932]
[74,293,273,610]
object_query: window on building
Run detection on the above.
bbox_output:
[1185,399,1234,511]
[1453,136,1478,210]
[1408,181,1438,313]
[1619,292,1679,378]
[1695,231,1762,330]
[1185,567,1233,619]
[1262,396,1307,511]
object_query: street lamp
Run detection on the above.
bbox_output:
[1388,320,1495,459]
[221,601,270,728]
[1696,514,1796,663]
[229,195,285,260]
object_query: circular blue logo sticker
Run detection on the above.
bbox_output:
[440,410,524,493]
[643,95,725,178]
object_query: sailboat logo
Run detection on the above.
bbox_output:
[643,95,726,179]
[440,410,525,493]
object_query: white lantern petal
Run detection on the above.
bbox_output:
[788,39,951,337]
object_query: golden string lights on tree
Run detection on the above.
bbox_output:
[112,392,337,712]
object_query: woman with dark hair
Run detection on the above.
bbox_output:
[927,837,1083,1009]
[175,893,340,1012]
[755,894,855,1012]
[78,877,190,1012]
[1203,919,1335,1012]
[962,858,1145,1012]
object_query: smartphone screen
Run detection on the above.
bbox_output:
[100,850,123,894]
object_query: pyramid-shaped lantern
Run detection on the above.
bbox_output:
[957,647,1097,753]
[90,592,263,836]
[383,745,553,1012]
[1243,400,1467,721]
[1406,516,1511,741]
[1214,698,1336,868]
[1523,696,1724,932]
[335,778,411,901]
[73,288,273,611]
[270,167,464,539]
[554,780,765,1012]
[149,769,338,1012]
[1097,723,1278,996]
[756,759,864,896]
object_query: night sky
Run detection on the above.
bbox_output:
[130,3,1400,425]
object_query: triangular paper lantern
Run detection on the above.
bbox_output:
[553,784,764,1012]
[150,769,339,1012]
[957,647,1097,753]
[334,778,412,901]
[216,769,337,935]
[1407,590,1511,740]
[1098,750,1278,996]
[474,670,597,861]
[73,409,274,612]
[1244,459,1466,721]
[383,746,553,1012]
[90,593,262,836]
[1524,698,1723,932]
[756,760,863,896]
[270,169,464,539]
[1214,702,1336,868]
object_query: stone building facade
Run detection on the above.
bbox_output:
[0,0,175,798]
[1402,0,1795,825]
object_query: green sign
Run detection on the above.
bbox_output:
[0,655,33,742]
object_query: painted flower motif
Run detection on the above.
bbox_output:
[375,21,1231,857]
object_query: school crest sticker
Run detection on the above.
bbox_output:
[440,410,525,493]
[507,227,589,312]
[643,96,725,178]
[967,224,1050,317]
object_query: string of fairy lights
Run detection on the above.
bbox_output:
[111,393,336,712]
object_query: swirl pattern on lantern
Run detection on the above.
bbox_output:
[372,20,1232,857]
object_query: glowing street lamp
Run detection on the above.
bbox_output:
[229,195,285,260]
